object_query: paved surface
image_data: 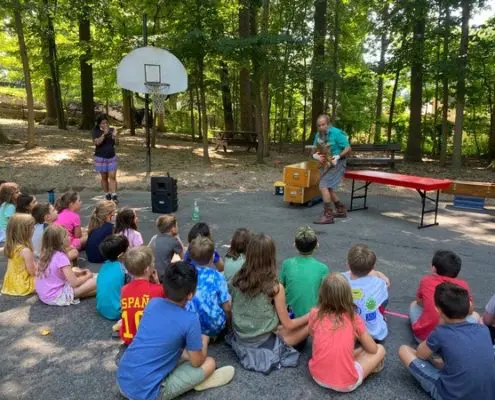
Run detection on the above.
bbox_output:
[1,189,494,400]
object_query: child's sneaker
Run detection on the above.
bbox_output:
[194,366,235,391]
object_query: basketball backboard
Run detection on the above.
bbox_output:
[117,46,188,95]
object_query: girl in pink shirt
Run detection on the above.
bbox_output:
[115,208,143,248]
[309,273,386,393]
[35,224,96,306]
[55,191,87,250]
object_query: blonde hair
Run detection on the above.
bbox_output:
[156,215,176,234]
[4,213,35,258]
[231,233,279,298]
[189,236,214,265]
[124,246,154,276]
[38,225,68,277]
[0,182,19,206]
[316,273,356,329]
[88,200,116,234]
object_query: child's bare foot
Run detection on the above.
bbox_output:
[373,359,385,374]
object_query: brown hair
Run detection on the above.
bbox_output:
[124,246,154,276]
[231,233,279,298]
[32,203,52,224]
[0,182,19,206]
[4,213,35,258]
[347,244,376,277]
[55,190,79,212]
[156,215,176,234]
[37,225,68,277]
[189,236,214,266]
[88,200,116,234]
[115,208,138,233]
[226,228,251,260]
[16,193,36,213]
[316,273,356,329]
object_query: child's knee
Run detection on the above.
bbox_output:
[201,356,216,377]
[376,344,386,358]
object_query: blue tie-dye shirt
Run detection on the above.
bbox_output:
[186,263,230,336]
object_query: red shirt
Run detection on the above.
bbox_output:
[412,274,472,341]
[309,308,366,389]
[119,280,165,344]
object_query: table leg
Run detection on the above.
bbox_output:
[349,180,371,212]
[416,189,441,229]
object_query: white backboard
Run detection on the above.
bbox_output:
[117,46,188,95]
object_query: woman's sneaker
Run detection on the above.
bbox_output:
[112,194,119,204]
[105,193,112,200]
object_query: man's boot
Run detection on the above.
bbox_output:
[334,201,347,218]
[313,203,335,224]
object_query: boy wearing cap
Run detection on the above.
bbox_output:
[280,226,329,318]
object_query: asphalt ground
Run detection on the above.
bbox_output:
[1,189,494,400]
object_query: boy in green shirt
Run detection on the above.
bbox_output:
[280,226,329,318]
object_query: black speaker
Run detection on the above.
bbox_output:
[151,175,178,213]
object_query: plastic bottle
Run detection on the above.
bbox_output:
[287,306,295,319]
[192,200,200,222]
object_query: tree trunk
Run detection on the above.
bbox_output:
[331,0,339,120]
[13,0,36,148]
[188,77,195,141]
[157,114,165,132]
[406,1,426,162]
[310,0,327,141]
[219,61,234,132]
[302,56,308,151]
[239,0,253,132]
[195,84,202,139]
[374,31,388,144]
[387,66,401,144]
[452,0,470,169]
[44,79,56,124]
[490,89,495,160]
[43,0,66,130]
[198,59,210,164]
[79,7,94,130]
[261,0,270,157]
[432,12,441,156]
[440,6,450,166]
[151,114,157,148]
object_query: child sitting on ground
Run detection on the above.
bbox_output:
[1,214,36,296]
[55,191,87,251]
[35,225,96,305]
[184,222,224,272]
[115,208,143,249]
[116,261,235,400]
[151,215,184,281]
[31,203,63,259]
[0,182,19,243]
[96,234,129,320]
[223,228,250,281]
[399,283,495,399]
[228,233,309,374]
[483,294,495,344]
[16,193,37,213]
[410,250,479,342]
[280,226,329,318]
[309,273,386,393]
[186,236,231,337]
[120,246,164,345]
[343,244,389,342]
[85,200,116,263]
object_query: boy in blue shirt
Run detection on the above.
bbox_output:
[96,234,129,320]
[399,282,495,400]
[117,261,235,400]
[186,236,231,337]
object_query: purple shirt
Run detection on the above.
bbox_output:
[122,229,144,248]
[35,251,71,302]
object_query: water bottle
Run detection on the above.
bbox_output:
[192,200,200,222]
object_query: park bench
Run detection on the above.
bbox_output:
[347,143,401,168]
[214,131,258,152]
[344,170,452,229]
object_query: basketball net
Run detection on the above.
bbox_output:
[145,83,170,116]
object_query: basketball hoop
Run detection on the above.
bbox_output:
[145,82,170,116]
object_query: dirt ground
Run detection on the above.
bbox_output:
[1,118,494,195]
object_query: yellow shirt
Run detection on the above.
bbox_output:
[1,245,35,296]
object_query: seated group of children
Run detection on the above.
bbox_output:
[1,181,495,400]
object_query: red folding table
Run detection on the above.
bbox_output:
[344,170,452,229]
